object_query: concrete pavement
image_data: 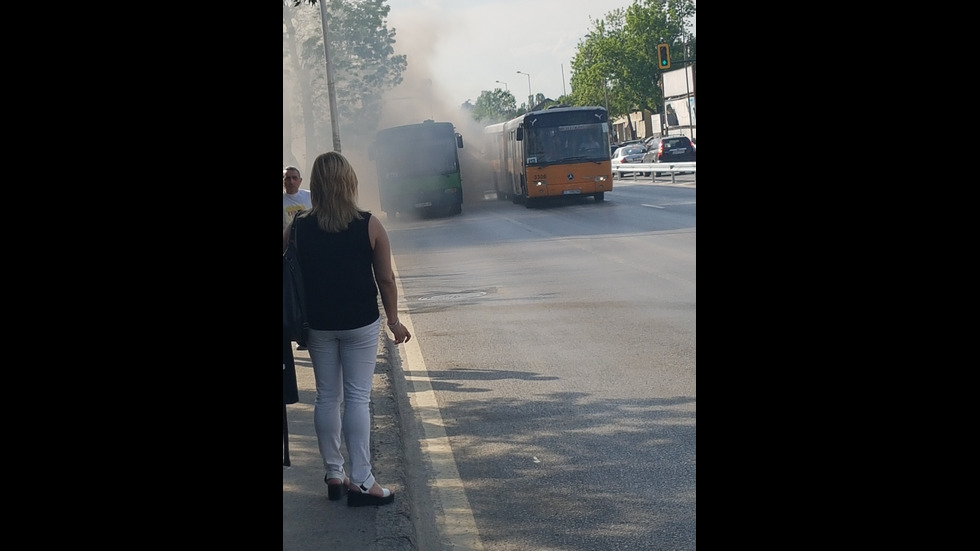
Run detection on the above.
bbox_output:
[283,331,417,550]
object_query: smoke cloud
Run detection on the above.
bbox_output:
[284,7,495,214]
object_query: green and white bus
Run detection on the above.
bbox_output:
[370,120,464,218]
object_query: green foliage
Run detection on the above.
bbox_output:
[291,0,694,140]
[284,0,407,150]
[569,8,626,114]
[568,0,695,120]
[471,88,519,124]
[468,90,566,125]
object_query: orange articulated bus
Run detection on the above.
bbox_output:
[484,106,612,206]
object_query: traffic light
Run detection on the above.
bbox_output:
[657,43,671,70]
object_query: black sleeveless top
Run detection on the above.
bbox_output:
[294,212,380,330]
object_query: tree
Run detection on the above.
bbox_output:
[569,9,627,118]
[568,0,695,132]
[283,2,317,166]
[621,0,695,113]
[471,88,518,124]
[529,93,557,111]
[284,0,407,164]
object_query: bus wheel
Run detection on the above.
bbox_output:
[594,192,605,202]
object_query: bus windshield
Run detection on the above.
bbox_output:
[526,125,607,164]
[377,135,458,177]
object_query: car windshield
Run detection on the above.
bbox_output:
[623,147,644,155]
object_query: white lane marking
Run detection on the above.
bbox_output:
[391,257,484,550]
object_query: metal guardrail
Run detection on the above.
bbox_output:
[611,161,696,183]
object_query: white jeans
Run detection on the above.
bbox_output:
[306,318,380,485]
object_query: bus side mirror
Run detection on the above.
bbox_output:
[516,126,523,141]
[456,133,464,148]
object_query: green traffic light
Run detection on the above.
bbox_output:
[657,43,670,70]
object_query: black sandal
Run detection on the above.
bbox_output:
[324,472,349,501]
[346,473,394,507]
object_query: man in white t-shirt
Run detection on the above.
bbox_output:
[283,165,313,350]
[283,165,312,228]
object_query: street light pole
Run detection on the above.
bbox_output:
[683,34,694,142]
[603,78,610,114]
[495,80,508,91]
[604,78,613,143]
[517,70,532,111]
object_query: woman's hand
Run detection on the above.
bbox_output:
[387,320,411,344]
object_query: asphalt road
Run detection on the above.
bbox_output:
[384,179,696,550]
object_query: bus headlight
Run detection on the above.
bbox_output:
[594,175,608,182]
[534,180,545,187]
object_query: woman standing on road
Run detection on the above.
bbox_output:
[282,151,411,507]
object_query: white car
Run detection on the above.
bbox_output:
[611,145,647,175]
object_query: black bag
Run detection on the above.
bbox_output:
[284,322,299,467]
[283,218,309,347]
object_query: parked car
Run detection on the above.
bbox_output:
[610,139,644,156]
[642,136,696,176]
[611,144,647,176]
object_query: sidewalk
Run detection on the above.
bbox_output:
[283,331,417,551]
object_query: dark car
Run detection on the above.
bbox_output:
[642,135,696,175]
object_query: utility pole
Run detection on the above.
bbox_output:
[517,71,532,112]
[603,78,611,138]
[657,41,696,140]
[683,34,694,142]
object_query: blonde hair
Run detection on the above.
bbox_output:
[304,151,364,232]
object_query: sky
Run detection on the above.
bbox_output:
[384,0,696,110]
